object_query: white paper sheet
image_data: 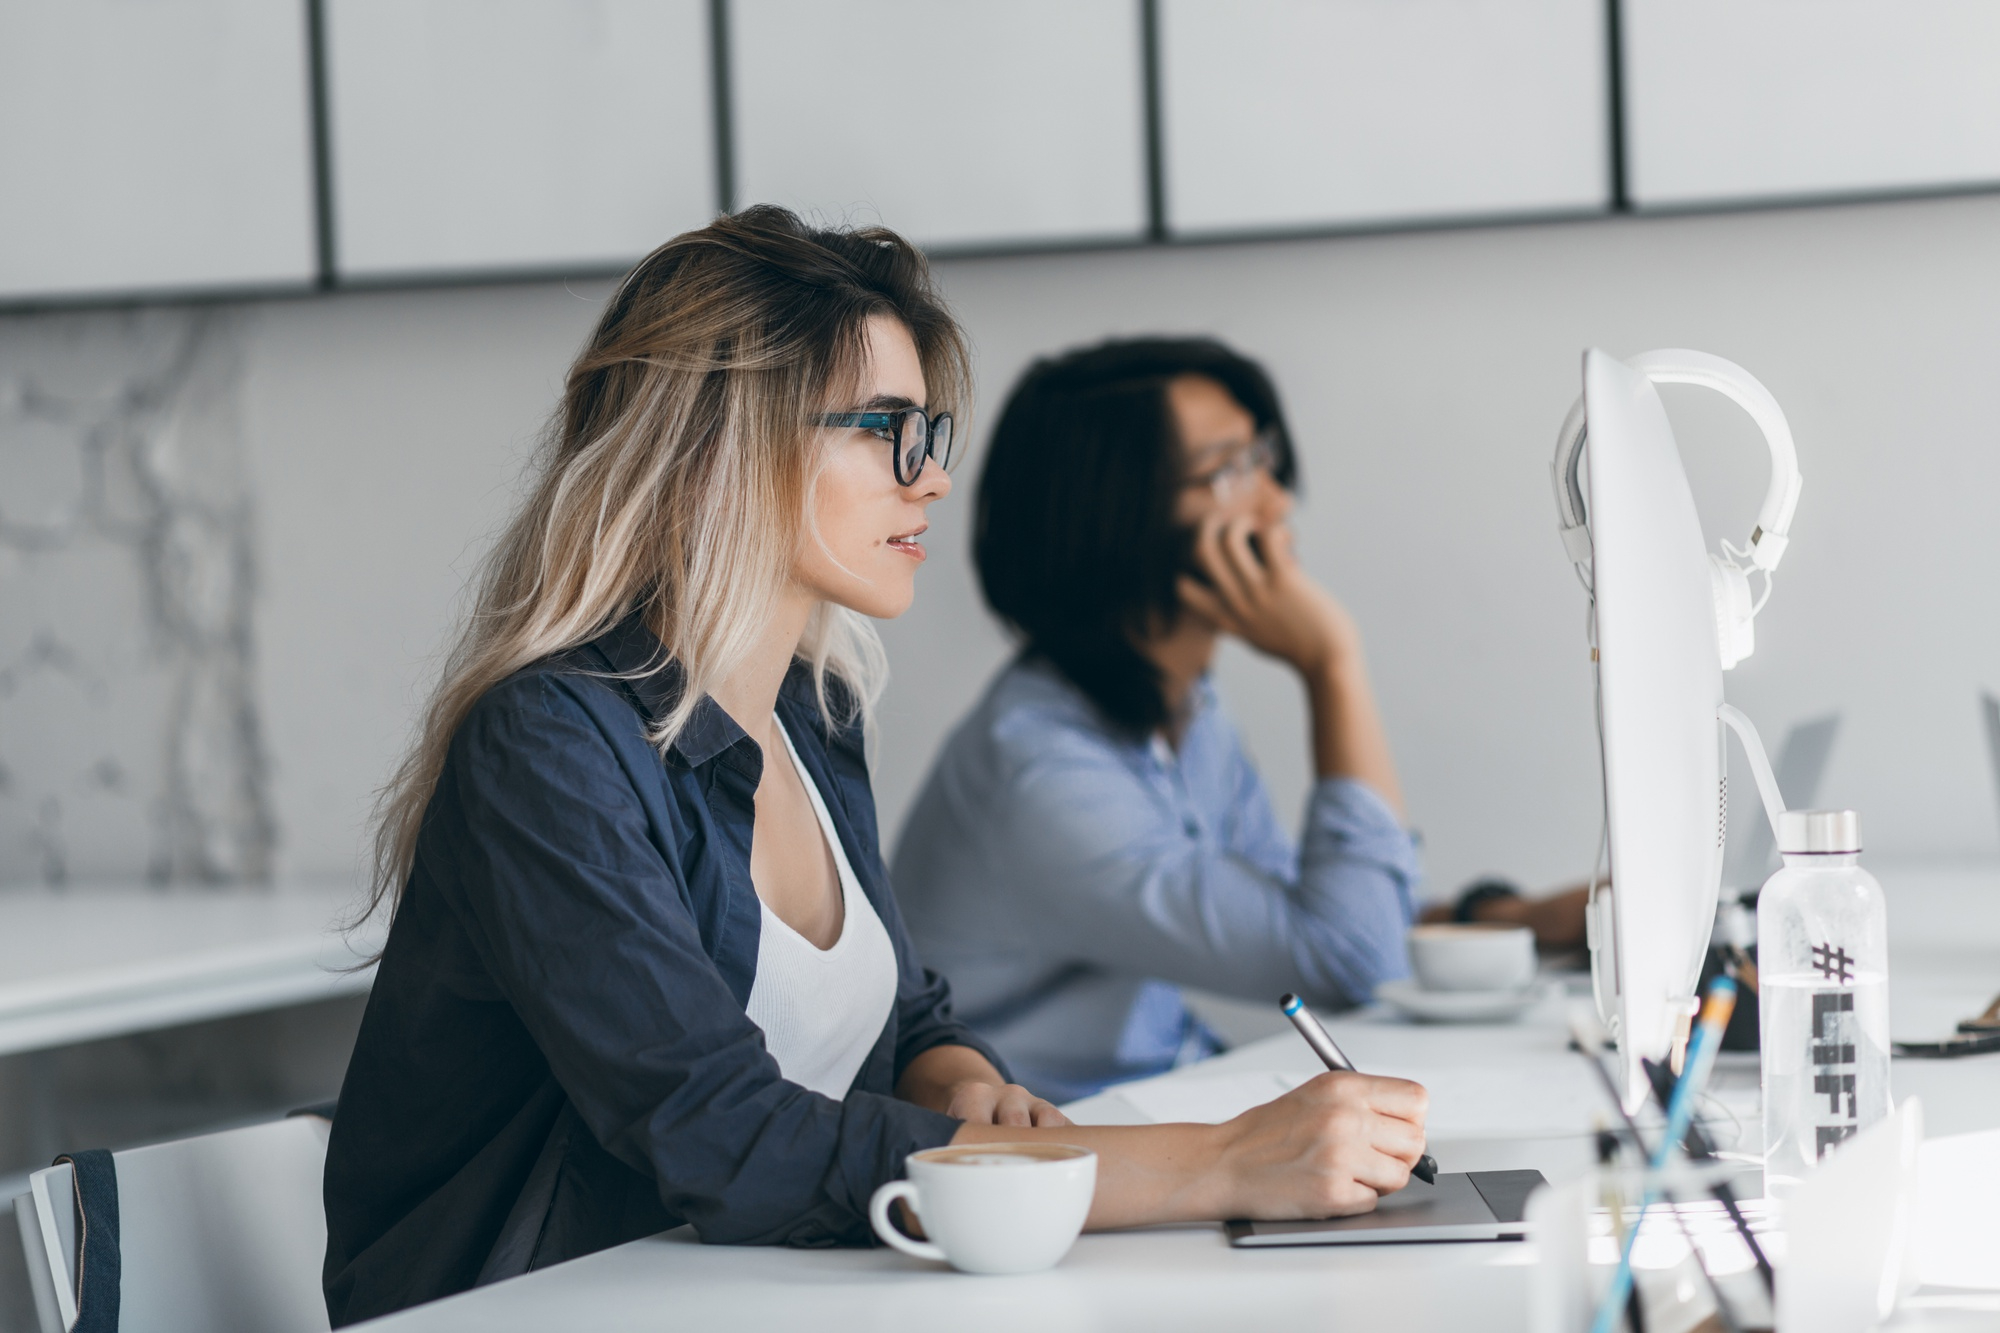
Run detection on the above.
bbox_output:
[1115,1070,1310,1125]
[1916,1126,2000,1290]
[1109,1061,1615,1140]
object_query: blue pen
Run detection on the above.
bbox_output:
[1280,994,1439,1185]
[1588,975,1740,1333]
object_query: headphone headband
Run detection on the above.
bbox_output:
[1550,348,1804,578]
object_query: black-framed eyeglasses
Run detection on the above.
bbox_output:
[819,407,955,486]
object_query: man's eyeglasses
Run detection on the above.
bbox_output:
[819,407,955,486]
[1185,430,1279,501]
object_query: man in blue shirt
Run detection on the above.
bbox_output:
[893,338,1420,1101]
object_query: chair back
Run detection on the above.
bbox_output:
[14,1116,332,1333]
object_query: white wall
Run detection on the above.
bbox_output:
[239,283,608,878]
[231,193,2000,900]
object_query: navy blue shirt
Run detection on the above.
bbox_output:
[322,617,1001,1326]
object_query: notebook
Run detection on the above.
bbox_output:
[1224,1170,1544,1247]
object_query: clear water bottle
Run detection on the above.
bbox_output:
[1757,809,1891,1197]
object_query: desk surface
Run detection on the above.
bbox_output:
[365,1219,1541,1333]
[0,881,383,1055]
[360,863,2000,1332]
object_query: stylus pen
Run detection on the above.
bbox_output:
[1279,994,1439,1185]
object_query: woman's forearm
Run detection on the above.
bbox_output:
[1306,655,1405,818]
[905,1046,1234,1225]
[948,1120,1233,1229]
[896,1042,1005,1112]
[950,1071,1429,1230]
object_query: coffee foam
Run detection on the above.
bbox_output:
[914,1142,1092,1167]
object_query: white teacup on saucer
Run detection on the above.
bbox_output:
[1408,922,1537,992]
[1381,922,1542,1023]
[1376,977,1548,1023]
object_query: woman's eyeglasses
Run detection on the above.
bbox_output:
[1185,430,1279,501]
[819,407,955,486]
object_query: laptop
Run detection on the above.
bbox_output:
[1225,1170,1544,1247]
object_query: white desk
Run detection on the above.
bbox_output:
[361,1217,1539,1332]
[360,864,2000,1332]
[0,881,382,1056]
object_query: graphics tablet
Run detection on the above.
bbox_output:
[1225,1170,1544,1247]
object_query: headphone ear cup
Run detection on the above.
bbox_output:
[1708,556,1756,669]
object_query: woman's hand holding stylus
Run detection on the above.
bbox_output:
[950,1068,1429,1228]
[1213,1072,1431,1218]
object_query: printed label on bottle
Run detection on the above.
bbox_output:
[1808,941,1858,1159]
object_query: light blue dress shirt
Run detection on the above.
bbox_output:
[891,657,1420,1102]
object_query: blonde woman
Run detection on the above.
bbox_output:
[322,208,1430,1326]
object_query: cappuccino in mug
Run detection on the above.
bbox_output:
[869,1142,1096,1274]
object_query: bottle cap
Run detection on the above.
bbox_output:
[1778,809,1862,854]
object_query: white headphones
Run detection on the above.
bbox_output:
[1550,349,1804,668]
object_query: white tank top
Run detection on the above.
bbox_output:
[744,719,898,1100]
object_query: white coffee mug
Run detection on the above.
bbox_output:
[1408,922,1537,992]
[868,1142,1096,1274]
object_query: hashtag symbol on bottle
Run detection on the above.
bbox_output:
[1811,942,1854,984]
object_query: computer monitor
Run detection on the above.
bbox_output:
[1579,350,1729,1109]
[1555,349,1802,1110]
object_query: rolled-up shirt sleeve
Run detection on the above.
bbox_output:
[433,675,960,1247]
[891,960,1009,1082]
[988,716,1418,1010]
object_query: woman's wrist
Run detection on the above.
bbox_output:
[1189,1120,1253,1221]
[1092,1123,1242,1229]
[896,1044,1005,1114]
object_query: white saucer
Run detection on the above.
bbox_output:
[1375,978,1547,1024]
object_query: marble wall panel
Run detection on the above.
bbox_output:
[0,309,272,885]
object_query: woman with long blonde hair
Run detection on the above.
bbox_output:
[322,208,1429,1326]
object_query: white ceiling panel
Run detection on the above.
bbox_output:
[1162,0,1610,237]
[731,0,1147,250]
[0,0,317,302]
[1626,0,2000,208]
[328,0,716,279]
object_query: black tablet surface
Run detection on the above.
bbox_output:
[1225,1170,1545,1247]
